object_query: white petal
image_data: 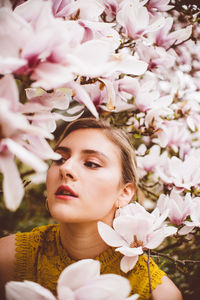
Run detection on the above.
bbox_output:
[5,138,47,173]
[127,294,139,300]
[0,154,24,211]
[5,281,56,300]
[97,221,125,247]
[58,260,100,292]
[120,255,139,273]
[74,274,130,300]
[67,81,98,118]
[178,225,194,235]
[145,230,165,249]
[116,246,143,257]
[57,286,75,300]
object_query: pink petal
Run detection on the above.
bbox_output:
[0,56,27,74]
[179,225,194,235]
[76,0,104,21]
[120,255,139,273]
[57,259,100,292]
[145,229,165,249]
[6,281,56,300]
[0,153,24,211]
[0,74,19,111]
[97,221,126,247]
[67,81,98,118]
[25,135,61,160]
[31,62,74,90]
[68,40,112,76]
[172,26,192,46]
[4,138,47,173]
[113,215,151,244]
[23,88,70,112]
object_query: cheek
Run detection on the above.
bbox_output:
[84,169,121,198]
[46,167,57,191]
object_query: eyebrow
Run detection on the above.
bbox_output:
[55,146,109,161]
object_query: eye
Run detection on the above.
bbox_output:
[84,161,101,168]
[53,157,67,165]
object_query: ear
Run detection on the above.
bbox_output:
[115,183,135,208]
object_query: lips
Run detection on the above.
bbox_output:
[55,185,78,198]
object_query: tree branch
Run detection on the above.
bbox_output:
[150,250,200,265]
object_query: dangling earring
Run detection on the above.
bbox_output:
[45,198,50,213]
[115,200,121,217]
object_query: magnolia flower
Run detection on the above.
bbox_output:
[19,87,84,132]
[136,145,162,178]
[117,75,173,112]
[136,42,176,70]
[157,189,192,226]
[98,203,177,273]
[6,259,138,300]
[179,197,200,235]
[147,0,173,12]
[155,17,192,49]
[51,0,79,18]
[152,120,191,152]
[117,0,165,40]
[158,154,200,190]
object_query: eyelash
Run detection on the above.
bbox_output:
[53,157,101,169]
[54,157,67,165]
[84,161,101,168]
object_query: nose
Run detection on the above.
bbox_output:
[59,158,77,181]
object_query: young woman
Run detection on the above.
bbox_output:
[0,118,182,300]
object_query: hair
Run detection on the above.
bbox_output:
[56,118,138,195]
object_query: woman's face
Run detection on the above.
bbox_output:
[46,128,124,225]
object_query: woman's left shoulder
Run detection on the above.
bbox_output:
[151,275,183,300]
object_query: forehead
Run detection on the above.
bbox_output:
[59,128,121,161]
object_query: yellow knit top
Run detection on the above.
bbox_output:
[14,224,165,300]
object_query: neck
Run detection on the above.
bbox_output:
[59,222,109,260]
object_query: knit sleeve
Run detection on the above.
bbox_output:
[129,254,166,300]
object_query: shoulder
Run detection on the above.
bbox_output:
[0,234,16,282]
[0,234,16,300]
[152,275,183,300]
